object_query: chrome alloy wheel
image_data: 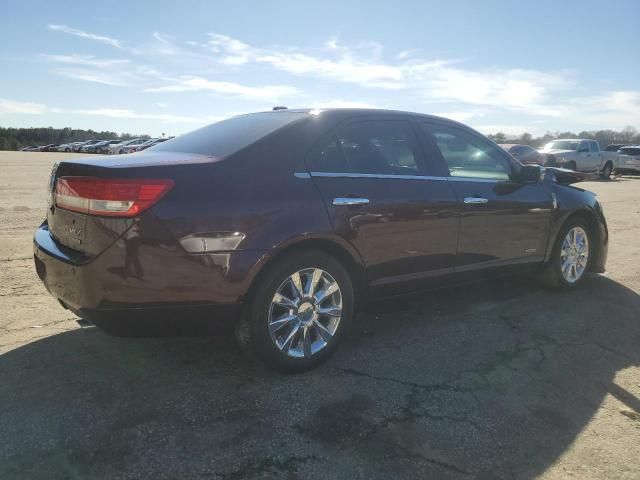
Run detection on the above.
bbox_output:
[560,226,589,283]
[268,268,342,358]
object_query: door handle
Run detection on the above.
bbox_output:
[463,197,489,205]
[333,197,370,206]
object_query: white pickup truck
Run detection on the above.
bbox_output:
[540,139,617,178]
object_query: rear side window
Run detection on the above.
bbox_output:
[307,120,422,175]
[151,112,306,156]
[510,146,526,155]
[421,123,513,180]
[589,141,600,152]
[619,147,640,156]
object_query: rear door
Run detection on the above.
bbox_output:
[577,140,596,171]
[418,120,553,270]
[589,141,604,169]
[306,117,460,288]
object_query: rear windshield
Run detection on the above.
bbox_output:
[619,147,640,156]
[151,112,307,157]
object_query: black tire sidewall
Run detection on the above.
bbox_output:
[551,219,592,288]
[247,251,354,372]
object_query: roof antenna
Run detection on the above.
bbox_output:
[272,106,288,111]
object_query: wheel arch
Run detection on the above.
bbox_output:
[245,236,368,309]
[545,208,603,271]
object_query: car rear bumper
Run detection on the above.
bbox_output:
[33,222,267,333]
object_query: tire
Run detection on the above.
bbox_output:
[236,250,354,372]
[566,161,577,171]
[541,218,592,289]
[600,161,612,179]
[65,148,71,152]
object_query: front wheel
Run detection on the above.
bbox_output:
[542,219,592,289]
[236,251,354,372]
[566,161,577,171]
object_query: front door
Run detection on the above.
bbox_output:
[419,121,553,271]
[306,118,460,287]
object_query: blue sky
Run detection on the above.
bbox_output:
[1,0,638,137]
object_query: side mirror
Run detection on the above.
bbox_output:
[517,164,542,184]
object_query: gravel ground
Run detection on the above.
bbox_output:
[1,151,639,479]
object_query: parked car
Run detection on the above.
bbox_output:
[135,137,169,152]
[21,146,40,151]
[103,139,130,154]
[38,144,59,152]
[33,109,608,371]
[121,138,159,154]
[20,146,37,151]
[55,142,82,152]
[79,140,104,153]
[86,140,118,154]
[109,138,146,154]
[615,146,640,175]
[499,144,547,165]
[604,143,629,152]
[540,139,616,178]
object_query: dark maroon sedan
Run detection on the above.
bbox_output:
[34,109,608,371]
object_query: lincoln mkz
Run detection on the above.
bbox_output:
[34,109,608,371]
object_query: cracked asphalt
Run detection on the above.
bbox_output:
[1,152,639,479]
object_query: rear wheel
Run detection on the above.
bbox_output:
[542,218,592,289]
[236,251,354,372]
[600,161,612,179]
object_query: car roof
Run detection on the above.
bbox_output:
[247,107,479,131]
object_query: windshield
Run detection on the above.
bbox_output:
[543,141,579,151]
[151,111,307,157]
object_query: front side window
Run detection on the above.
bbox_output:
[421,123,512,180]
[307,120,421,175]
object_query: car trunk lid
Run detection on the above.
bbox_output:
[46,151,217,255]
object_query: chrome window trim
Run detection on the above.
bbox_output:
[447,176,503,183]
[302,171,505,183]
[307,171,448,181]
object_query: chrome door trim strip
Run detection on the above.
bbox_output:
[447,176,502,183]
[297,171,505,184]
[307,171,448,181]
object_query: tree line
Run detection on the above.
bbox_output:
[0,127,150,151]
[488,126,640,149]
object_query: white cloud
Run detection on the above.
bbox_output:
[44,53,164,88]
[145,76,299,102]
[473,124,539,136]
[70,108,202,123]
[433,111,482,122]
[0,98,48,114]
[54,69,131,87]
[203,33,570,109]
[308,99,380,109]
[43,54,130,68]
[48,24,123,49]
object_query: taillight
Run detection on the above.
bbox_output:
[55,177,174,217]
